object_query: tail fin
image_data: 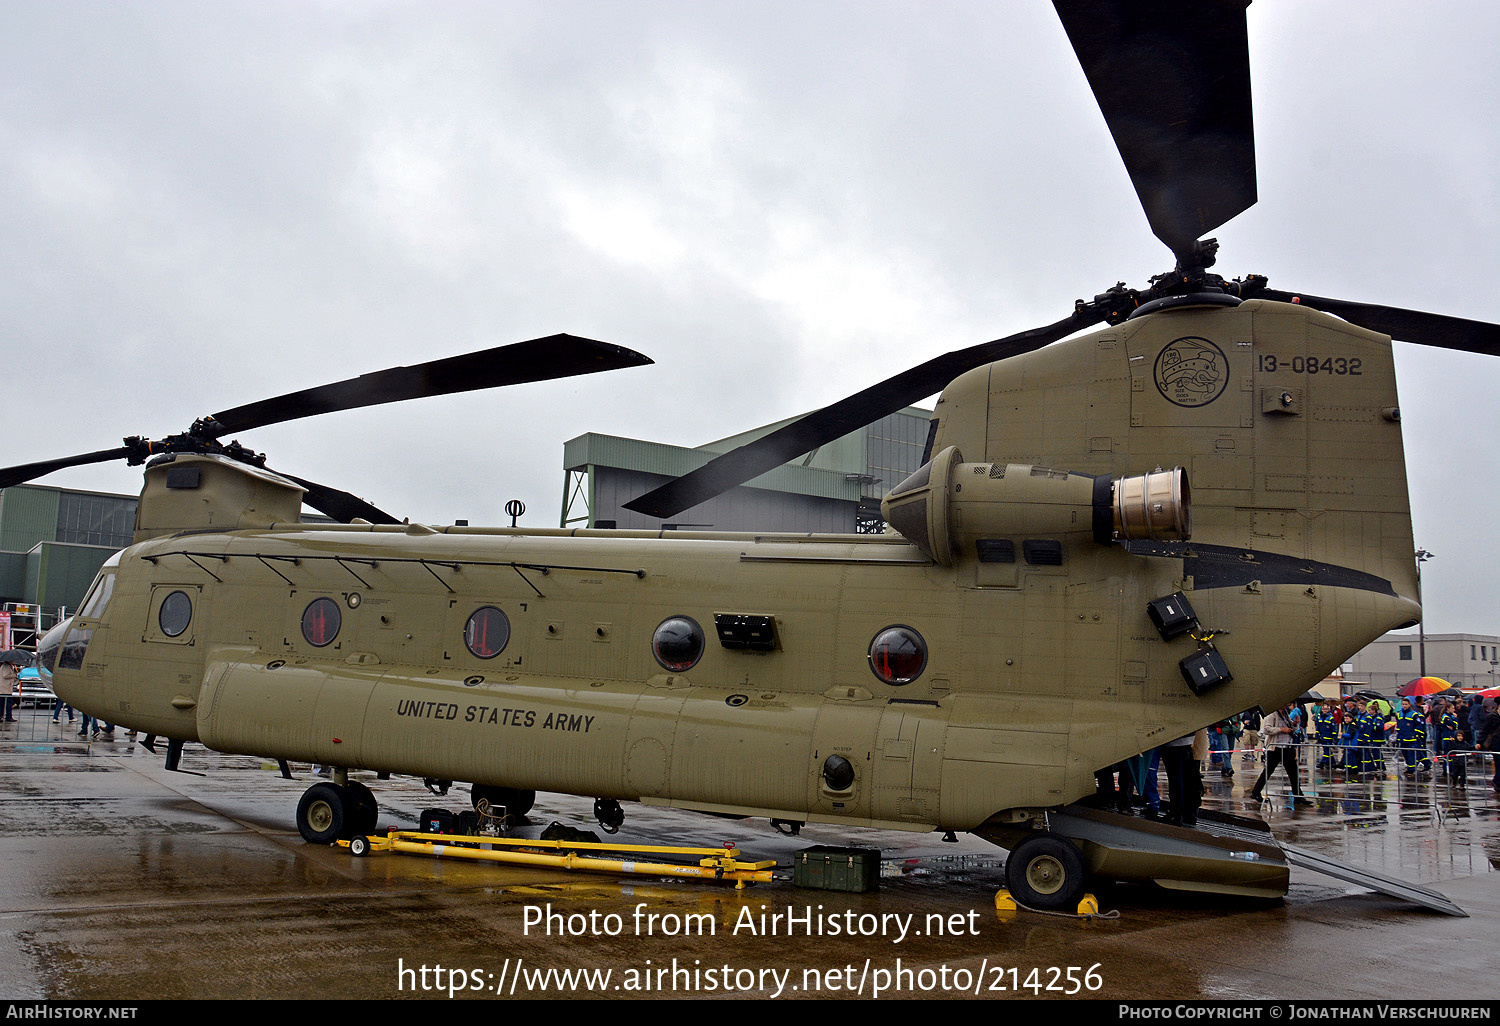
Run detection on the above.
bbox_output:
[931,296,1418,628]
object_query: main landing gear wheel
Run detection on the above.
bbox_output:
[1005,835,1087,911]
[471,784,535,819]
[346,781,379,835]
[297,782,349,844]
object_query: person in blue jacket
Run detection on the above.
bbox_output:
[1432,698,1466,784]
[1395,697,1431,776]
[1351,699,1387,780]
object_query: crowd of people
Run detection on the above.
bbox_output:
[1296,692,1500,792]
[1093,691,1500,820]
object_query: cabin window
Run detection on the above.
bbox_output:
[157,590,193,638]
[868,625,927,685]
[301,597,342,648]
[465,607,511,659]
[652,616,705,673]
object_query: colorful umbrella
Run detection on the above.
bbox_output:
[1398,676,1453,697]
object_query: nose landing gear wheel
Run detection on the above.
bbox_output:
[1005,835,1087,911]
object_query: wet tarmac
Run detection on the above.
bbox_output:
[1,708,1497,1001]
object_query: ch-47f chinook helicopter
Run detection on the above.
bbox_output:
[10,1,1498,912]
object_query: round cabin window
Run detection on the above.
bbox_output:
[301,597,342,648]
[652,616,705,673]
[465,606,511,659]
[868,625,927,685]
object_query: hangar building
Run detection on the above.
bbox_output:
[560,407,932,533]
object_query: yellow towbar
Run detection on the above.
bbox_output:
[340,830,777,887]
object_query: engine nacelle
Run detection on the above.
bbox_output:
[880,446,1189,566]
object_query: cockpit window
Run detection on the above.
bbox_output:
[78,572,116,620]
[58,623,93,671]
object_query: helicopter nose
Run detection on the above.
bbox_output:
[36,616,69,679]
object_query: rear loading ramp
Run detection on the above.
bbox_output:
[980,804,1468,916]
[1279,842,1467,918]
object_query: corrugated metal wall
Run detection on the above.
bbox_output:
[0,487,60,553]
[592,467,855,533]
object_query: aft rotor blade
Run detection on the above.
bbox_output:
[0,446,135,490]
[1054,0,1256,263]
[623,312,1094,520]
[208,334,653,436]
[279,472,403,525]
[1258,290,1500,358]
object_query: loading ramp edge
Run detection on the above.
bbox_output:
[1279,842,1468,918]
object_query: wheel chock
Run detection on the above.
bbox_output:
[994,888,1100,917]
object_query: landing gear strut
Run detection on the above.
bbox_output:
[471,784,535,822]
[593,798,624,833]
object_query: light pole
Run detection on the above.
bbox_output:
[1414,548,1433,676]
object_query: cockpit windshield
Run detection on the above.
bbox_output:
[78,571,115,620]
[51,555,121,674]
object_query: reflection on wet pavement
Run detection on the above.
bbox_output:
[1,735,1496,1000]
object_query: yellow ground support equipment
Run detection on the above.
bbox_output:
[341,829,777,888]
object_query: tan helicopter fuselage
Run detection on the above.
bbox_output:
[48,299,1421,834]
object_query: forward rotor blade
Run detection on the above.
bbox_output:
[278,472,403,525]
[1055,0,1256,263]
[623,312,1093,520]
[1258,290,1500,357]
[208,334,653,436]
[0,446,135,491]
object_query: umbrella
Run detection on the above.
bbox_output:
[0,650,32,667]
[1356,690,1385,701]
[1476,687,1500,699]
[1398,676,1453,698]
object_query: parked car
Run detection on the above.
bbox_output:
[16,666,56,707]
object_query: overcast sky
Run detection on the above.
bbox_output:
[1,1,1495,636]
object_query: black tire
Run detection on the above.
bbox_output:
[346,780,379,836]
[349,835,369,857]
[471,783,535,818]
[297,782,348,845]
[1006,835,1087,911]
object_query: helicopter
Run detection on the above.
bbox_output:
[10,1,1499,912]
